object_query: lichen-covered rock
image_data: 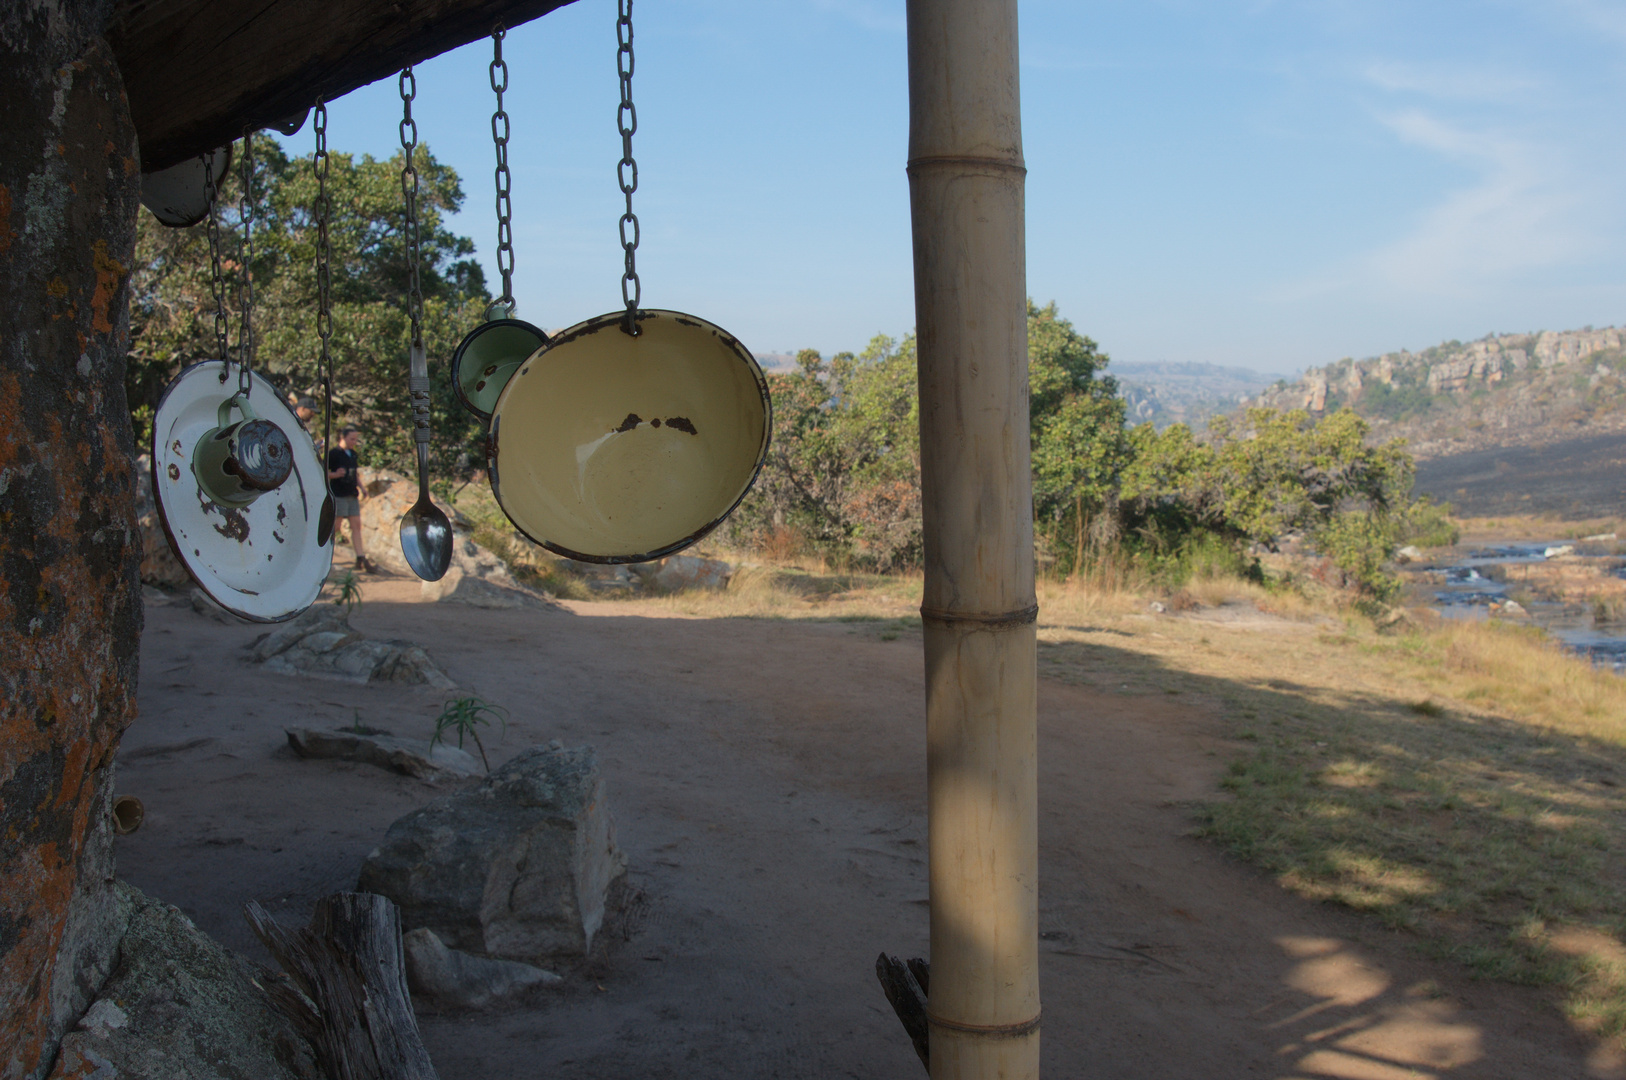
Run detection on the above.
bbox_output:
[644,554,731,593]
[249,604,456,689]
[47,884,319,1080]
[358,745,627,963]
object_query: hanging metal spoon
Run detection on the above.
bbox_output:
[399,342,453,580]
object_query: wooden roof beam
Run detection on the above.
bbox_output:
[108,0,579,171]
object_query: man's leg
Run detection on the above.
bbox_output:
[348,515,368,569]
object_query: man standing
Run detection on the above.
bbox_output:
[327,426,373,572]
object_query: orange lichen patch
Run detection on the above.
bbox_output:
[0,184,12,256]
[46,278,68,300]
[89,241,124,336]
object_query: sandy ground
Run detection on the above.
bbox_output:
[115,568,1624,1079]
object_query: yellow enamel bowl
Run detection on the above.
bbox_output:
[488,309,771,563]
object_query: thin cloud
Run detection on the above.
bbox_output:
[1272,109,1596,302]
[1363,59,1539,102]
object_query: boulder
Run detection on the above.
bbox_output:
[134,454,192,588]
[358,745,627,963]
[358,469,554,608]
[1395,545,1425,564]
[285,727,481,780]
[1544,544,1576,559]
[48,883,320,1080]
[420,535,554,610]
[402,927,560,1010]
[638,554,732,593]
[250,604,456,689]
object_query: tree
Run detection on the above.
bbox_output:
[126,134,493,482]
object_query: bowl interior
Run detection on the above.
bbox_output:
[490,312,769,560]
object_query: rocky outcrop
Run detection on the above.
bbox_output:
[357,745,628,964]
[135,455,191,588]
[249,604,456,688]
[357,469,555,609]
[47,884,320,1080]
[1244,324,1626,459]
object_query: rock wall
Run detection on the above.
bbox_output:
[1245,325,1626,458]
[0,6,145,1078]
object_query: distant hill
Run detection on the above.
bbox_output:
[1244,325,1626,461]
[1113,361,1288,429]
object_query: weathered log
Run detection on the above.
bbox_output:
[875,953,931,1073]
[108,0,580,171]
[246,893,439,1080]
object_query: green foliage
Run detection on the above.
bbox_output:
[1403,498,1461,548]
[127,133,492,476]
[331,570,363,613]
[431,695,508,773]
[728,335,922,570]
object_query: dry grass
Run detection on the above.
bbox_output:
[1454,514,1626,543]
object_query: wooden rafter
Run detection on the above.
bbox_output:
[108,0,580,171]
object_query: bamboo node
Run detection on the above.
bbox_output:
[905,153,1028,176]
[925,1010,1042,1038]
[919,603,1038,628]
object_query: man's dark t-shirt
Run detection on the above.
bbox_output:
[328,447,359,498]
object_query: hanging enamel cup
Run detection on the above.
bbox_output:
[151,362,332,621]
[452,302,550,421]
[191,394,295,507]
[140,146,232,228]
[487,309,771,563]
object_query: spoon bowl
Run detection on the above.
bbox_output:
[398,342,455,581]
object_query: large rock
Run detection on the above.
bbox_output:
[285,727,481,780]
[250,604,456,689]
[358,745,627,963]
[420,535,554,610]
[634,553,732,593]
[135,454,191,588]
[48,884,320,1080]
[402,928,560,1011]
[359,469,553,609]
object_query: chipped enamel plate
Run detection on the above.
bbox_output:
[488,309,771,563]
[151,362,332,621]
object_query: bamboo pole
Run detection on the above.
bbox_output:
[905,1,1039,1078]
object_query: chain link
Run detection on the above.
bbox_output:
[616,0,641,336]
[237,132,256,397]
[400,67,424,348]
[490,24,516,315]
[314,98,334,458]
[202,151,232,377]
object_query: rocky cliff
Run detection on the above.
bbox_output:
[1244,326,1626,459]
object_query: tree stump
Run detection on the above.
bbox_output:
[246,893,438,1080]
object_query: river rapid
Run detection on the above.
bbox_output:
[1403,537,1626,672]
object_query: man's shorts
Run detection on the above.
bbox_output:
[334,495,361,517]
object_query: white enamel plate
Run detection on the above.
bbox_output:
[488,309,771,563]
[151,362,332,621]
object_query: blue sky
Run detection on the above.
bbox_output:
[275,0,1626,377]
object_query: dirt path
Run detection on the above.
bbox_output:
[116,576,1621,1079]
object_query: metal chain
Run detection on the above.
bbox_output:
[202,150,232,376]
[399,66,424,348]
[616,0,641,336]
[314,98,334,458]
[490,24,516,316]
[237,131,256,397]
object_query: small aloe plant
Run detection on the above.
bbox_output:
[430,695,508,773]
[332,570,363,614]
